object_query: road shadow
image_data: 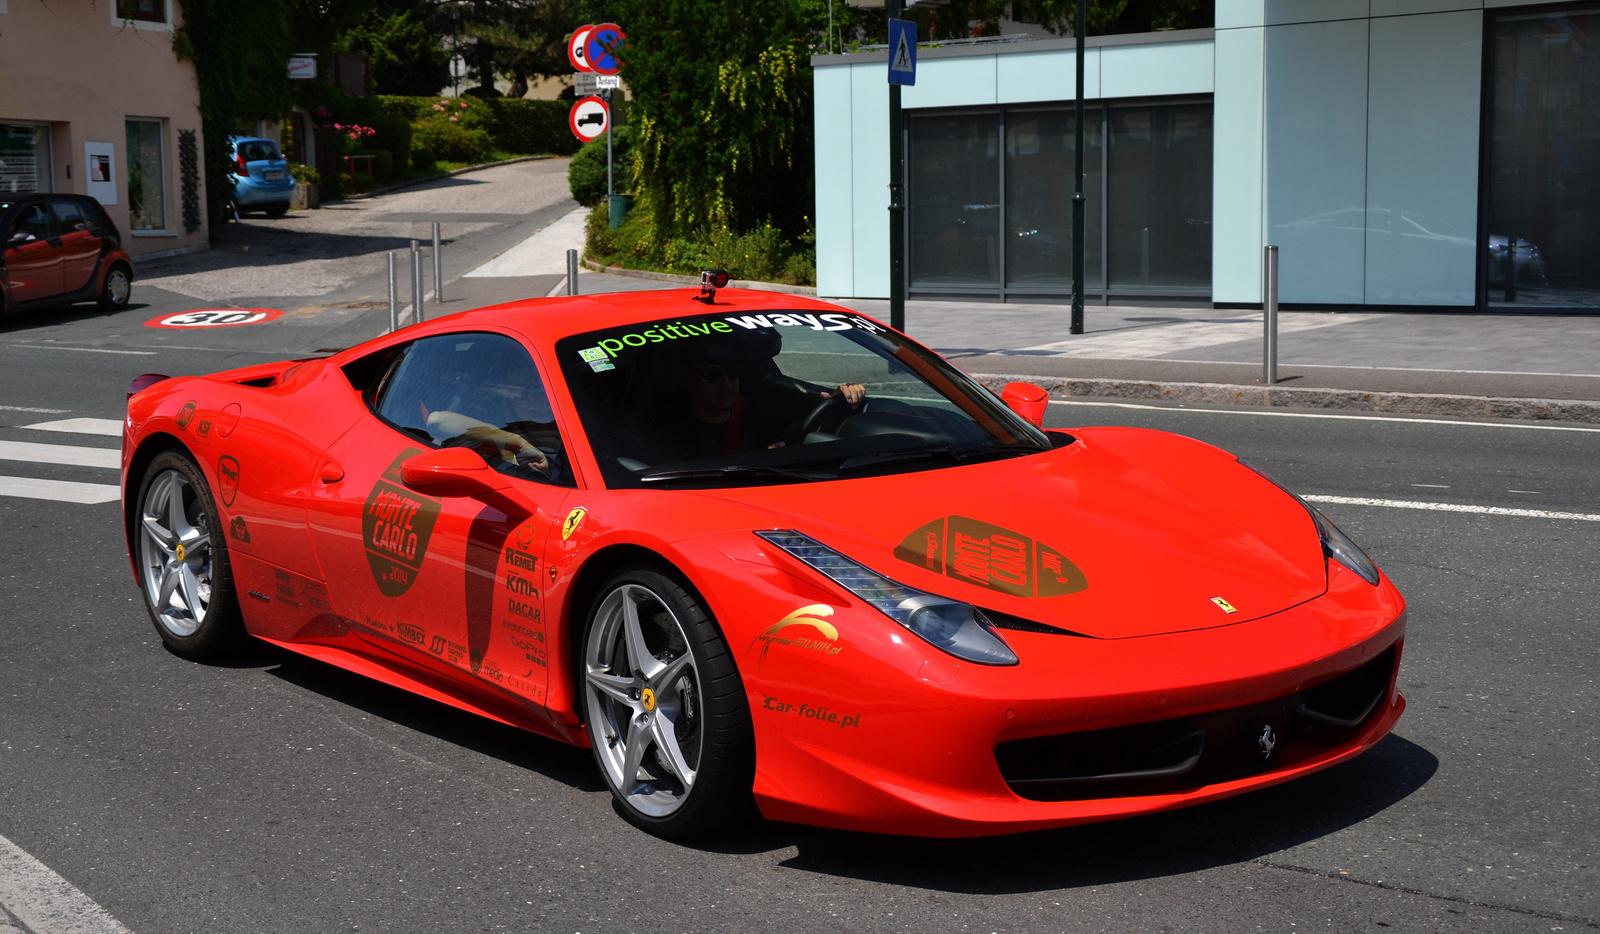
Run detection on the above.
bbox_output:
[684,733,1437,893]
[0,299,155,334]
[256,642,604,793]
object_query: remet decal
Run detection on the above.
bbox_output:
[361,449,442,597]
[894,515,1087,598]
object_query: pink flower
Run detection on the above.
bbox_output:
[348,132,359,140]
[460,101,468,109]
[433,104,444,112]
[449,116,459,122]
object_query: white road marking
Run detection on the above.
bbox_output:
[0,405,70,414]
[1022,313,1384,358]
[1507,489,1542,494]
[20,418,123,437]
[0,440,120,470]
[10,344,157,355]
[0,831,135,934]
[1303,494,1600,523]
[464,207,589,278]
[1411,483,1449,488]
[0,476,121,504]
[1047,398,1600,433]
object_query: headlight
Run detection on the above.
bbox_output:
[756,530,1019,666]
[1238,461,1380,586]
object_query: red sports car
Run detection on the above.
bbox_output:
[120,283,1406,838]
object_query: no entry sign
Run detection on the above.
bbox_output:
[146,308,284,329]
[569,96,609,143]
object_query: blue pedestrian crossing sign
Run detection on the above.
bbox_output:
[888,19,916,86]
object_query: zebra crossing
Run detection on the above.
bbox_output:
[0,416,123,505]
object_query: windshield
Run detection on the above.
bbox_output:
[556,309,1052,488]
[236,140,283,162]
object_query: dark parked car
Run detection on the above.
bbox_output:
[0,193,133,315]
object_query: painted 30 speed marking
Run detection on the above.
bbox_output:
[146,309,285,329]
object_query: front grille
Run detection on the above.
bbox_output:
[995,648,1396,801]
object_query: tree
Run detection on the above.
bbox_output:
[337,1,452,96]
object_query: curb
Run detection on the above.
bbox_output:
[579,258,818,296]
[336,154,556,202]
[967,373,1600,426]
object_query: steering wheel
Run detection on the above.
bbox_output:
[797,393,859,439]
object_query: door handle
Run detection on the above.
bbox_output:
[46,237,63,248]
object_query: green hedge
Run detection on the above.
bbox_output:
[375,95,580,158]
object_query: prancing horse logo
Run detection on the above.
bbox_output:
[1258,724,1278,758]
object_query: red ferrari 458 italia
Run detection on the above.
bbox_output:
[121,283,1406,838]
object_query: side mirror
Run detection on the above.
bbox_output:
[400,447,509,498]
[7,231,32,247]
[1001,381,1049,428]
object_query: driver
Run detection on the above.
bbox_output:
[644,333,865,462]
[426,410,550,472]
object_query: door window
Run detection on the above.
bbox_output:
[0,125,51,194]
[373,333,574,486]
[50,200,92,233]
[13,204,55,242]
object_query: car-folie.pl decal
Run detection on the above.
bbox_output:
[894,515,1087,598]
[362,448,442,597]
[761,694,861,728]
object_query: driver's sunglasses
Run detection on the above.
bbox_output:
[693,364,743,383]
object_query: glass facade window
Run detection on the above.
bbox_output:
[125,119,166,231]
[909,113,1001,288]
[116,0,167,23]
[1005,108,1103,290]
[908,99,1212,300]
[0,125,51,194]
[1484,5,1600,309]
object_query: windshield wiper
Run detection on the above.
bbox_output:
[836,443,1043,473]
[638,464,837,485]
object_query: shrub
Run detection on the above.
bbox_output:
[568,125,632,206]
[366,112,412,177]
[411,146,436,172]
[412,119,490,163]
[289,162,321,187]
[704,225,786,283]
[372,150,394,183]
[487,99,581,156]
[337,172,355,197]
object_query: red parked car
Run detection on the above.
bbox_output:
[1,193,134,315]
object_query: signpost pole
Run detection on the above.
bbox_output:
[1070,0,1086,335]
[606,88,614,203]
[888,0,907,334]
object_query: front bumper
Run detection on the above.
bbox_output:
[680,535,1407,838]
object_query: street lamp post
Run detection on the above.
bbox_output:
[1070,0,1086,335]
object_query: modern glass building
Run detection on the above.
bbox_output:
[813,0,1600,310]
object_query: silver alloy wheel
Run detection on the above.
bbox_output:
[106,267,131,305]
[584,583,703,818]
[138,468,214,638]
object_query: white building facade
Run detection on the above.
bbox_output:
[813,0,1599,310]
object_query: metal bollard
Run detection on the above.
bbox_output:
[387,251,399,333]
[567,248,579,296]
[1263,244,1279,386]
[431,221,443,304]
[411,239,424,324]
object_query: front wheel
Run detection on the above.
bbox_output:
[581,567,755,837]
[97,263,132,309]
[133,451,244,658]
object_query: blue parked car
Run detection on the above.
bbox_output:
[228,136,297,217]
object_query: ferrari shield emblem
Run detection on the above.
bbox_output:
[561,507,587,541]
[1211,596,1238,614]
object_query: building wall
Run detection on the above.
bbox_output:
[0,0,209,260]
[814,33,1214,299]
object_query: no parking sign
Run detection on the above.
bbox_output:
[568,96,610,143]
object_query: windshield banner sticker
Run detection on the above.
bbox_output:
[362,448,442,597]
[582,313,885,364]
[894,515,1087,598]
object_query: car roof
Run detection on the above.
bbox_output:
[334,288,866,359]
[0,192,96,212]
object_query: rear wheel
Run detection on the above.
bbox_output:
[97,263,132,309]
[134,451,243,658]
[264,202,290,218]
[581,566,755,837]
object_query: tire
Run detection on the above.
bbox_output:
[132,451,244,659]
[264,202,290,218]
[97,263,132,309]
[580,566,756,837]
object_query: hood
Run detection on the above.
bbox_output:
[706,427,1327,639]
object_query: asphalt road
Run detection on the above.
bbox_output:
[0,302,1595,933]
